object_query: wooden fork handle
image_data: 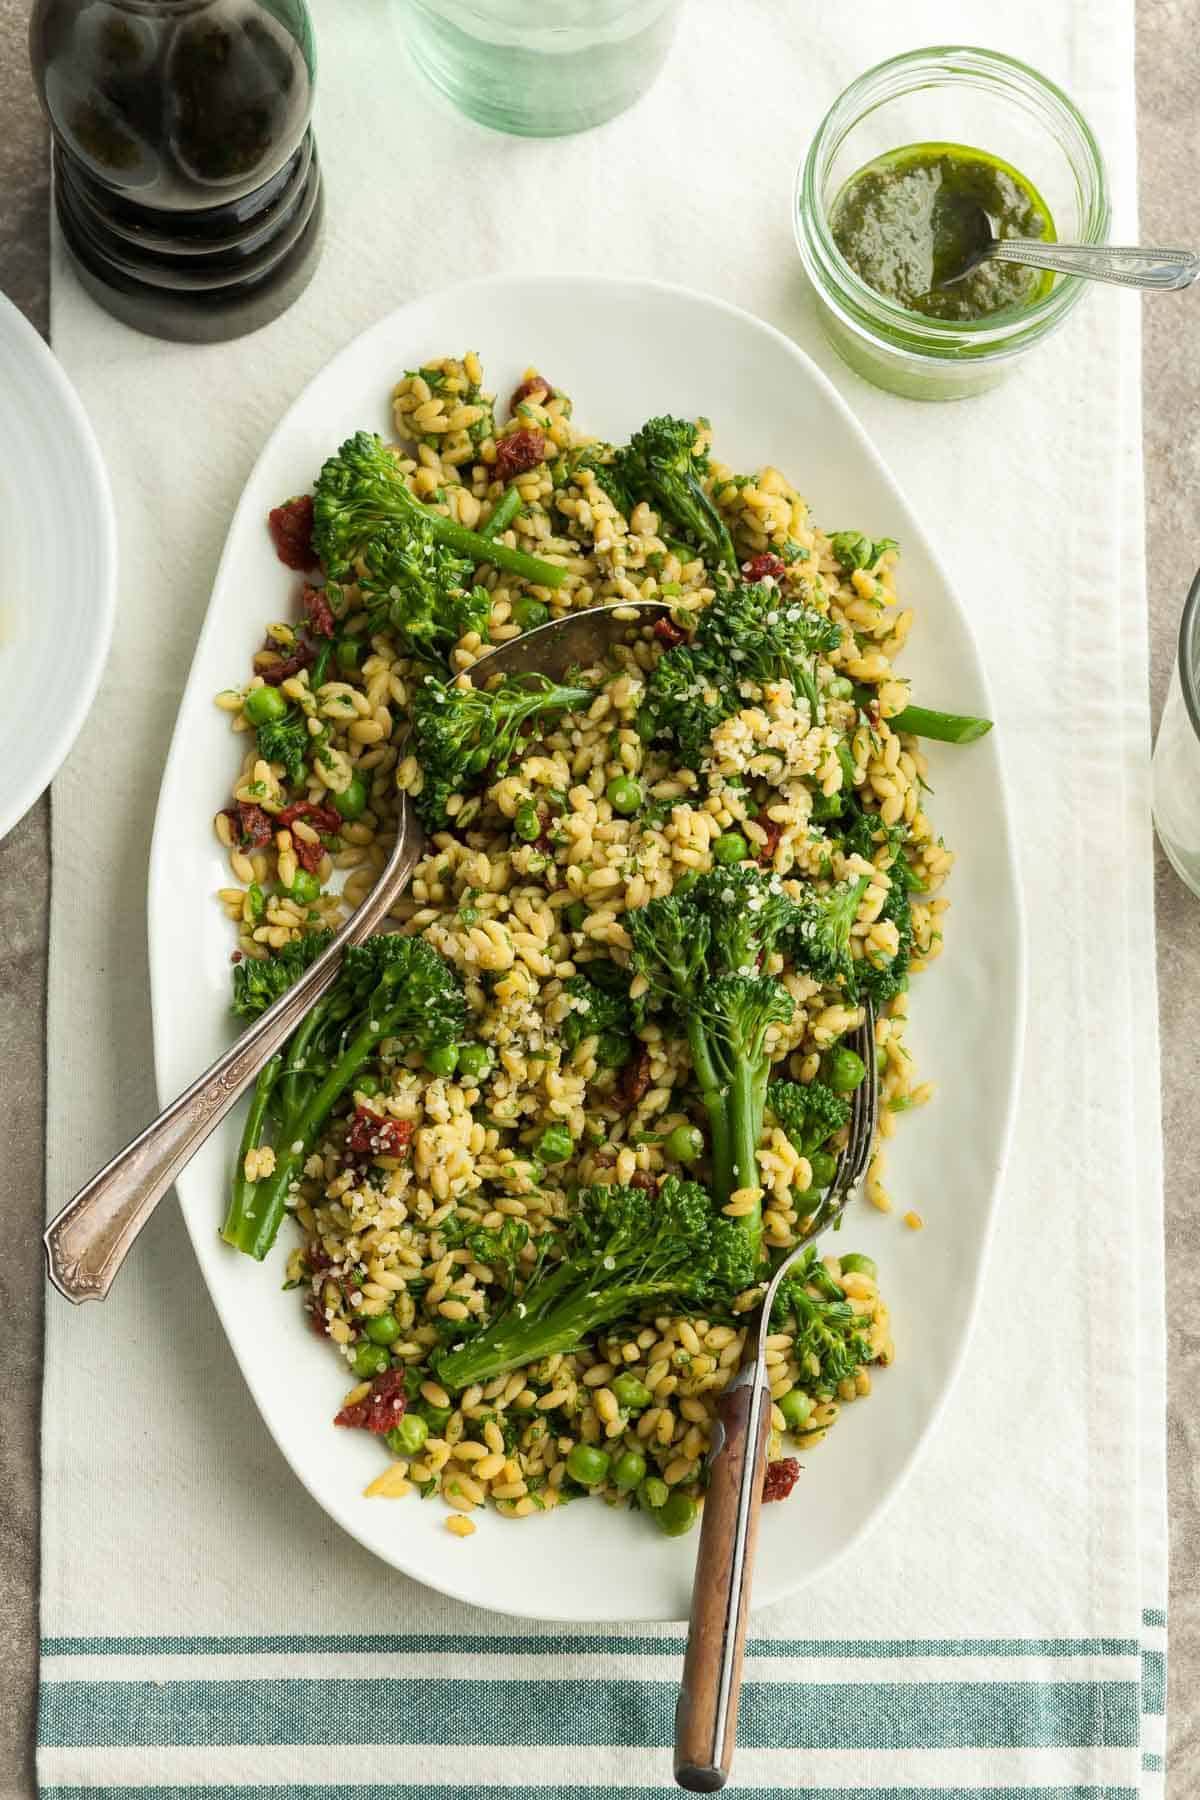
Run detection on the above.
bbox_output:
[674,1365,772,1790]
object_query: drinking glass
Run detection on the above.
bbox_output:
[394,0,682,137]
[1152,569,1200,897]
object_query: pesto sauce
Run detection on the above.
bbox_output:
[830,141,1056,322]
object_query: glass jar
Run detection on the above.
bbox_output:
[1152,570,1200,899]
[794,46,1110,400]
[393,0,682,138]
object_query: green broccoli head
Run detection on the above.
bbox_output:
[767,1080,850,1161]
[563,445,634,518]
[855,874,913,1006]
[340,933,466,1054]
[617,415,736,571]
[770,1246,877,1392]
[692,864,802,974]
[255,707,309,786]
[626,890,712,1013]
[640,644,730,770]
[785,875,869,992]
[231,929,334,1019]
[409,672,593,831]
[359,520,490,664]
[560,962,635,1057]
[311,432,424,579]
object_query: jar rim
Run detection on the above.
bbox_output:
[795,44,1111,364]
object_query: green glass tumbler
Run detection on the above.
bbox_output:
[396,0,683,137]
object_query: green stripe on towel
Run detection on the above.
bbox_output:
[39,1633,1141,1659]
[38,1678,1141,1750]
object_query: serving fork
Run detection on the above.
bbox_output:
[674,1000,879,1792]
[43,600,675,1303]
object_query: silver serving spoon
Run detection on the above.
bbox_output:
[932,194,1200,291]
[43,600,673,1303]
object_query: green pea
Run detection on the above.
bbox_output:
[566,1443,611,1488]
[513,804,541,842]
[635,708,658,743]
[363,1310,401,1346]
[640,1476,669,1510]
[336,636,365,672]
[513,597,549,631]
[663,1124,704,1165]
[457,1043,493,1082]
[419,1401,452,1432]
[536,1123,573,1164]
[611,1372,652,1413]
[595,1030,632,1069]
[564,900,588,933]
[524,851,548,873]
[826,675,854,700]
[778,1387,813,1432]
[808,1149,838,1188]
[355,1073,380,1098]
[243,683,287,725]
[386,1414,428,1457]
[332,774,368,820]
[838,1252,877,1278]
[605,776,642,815]
[425,1043,460,1078]
[713,831,749,865]
[352,1341,391,1379]
[612,1450,647,1492]
[655,1492,699,1537]
[285,869,321,904]
[827,1046,867,1093]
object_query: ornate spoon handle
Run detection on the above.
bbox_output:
[43,811,424,1303]
[992,239,1200,290]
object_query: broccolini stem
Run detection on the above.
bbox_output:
[436,1274,680,1391]
[479,486,523,541]
[728,1058,764,1261]
[888,703,993,743]
[222,1054,283,1255]
[684,1014,733,1201]
[405,486,564,589]
[224,1002,405,1262]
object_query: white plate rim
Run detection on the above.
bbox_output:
[0,288,117,840]
[147,271,1027,1622]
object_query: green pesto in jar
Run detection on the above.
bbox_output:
[830,141,1056,322]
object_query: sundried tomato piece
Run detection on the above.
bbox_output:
[259,640,316,686]
[756,818,783,865]
[615,1045,652,1113]
[225,801,273,847]
[653,615,686,648]
[335,1367,408,1433]
[276,800,341,835]
[627,1170,657,1192]
[345,1108,414,1161]
[268,495,317,571]
[302,583,336,637]
[510,373,555,412]
[494,427,546,483]
[742,552,787,583]
[762,1457,801,1503]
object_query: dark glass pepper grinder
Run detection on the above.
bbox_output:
[30,0,324,344]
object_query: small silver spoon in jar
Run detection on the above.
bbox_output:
[931,194,1200,291]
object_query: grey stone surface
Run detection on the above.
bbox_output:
[0,2,1196,1793]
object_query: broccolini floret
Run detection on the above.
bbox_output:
[223,935,464,1262]
[255,706,310,786]
[627,865,803,1267]
[770,1246,877,1395]
[231,929,334,1021]
[766,1080,851,1163]
[560,962,635,1065]
[433,1177,750,1391]
[358,518,491,664]
[855,875,913,1007]
[409,671,592,831]
[784,875,869,992]
[642,580,843,765]
[311,431,565,590]
[616,415,736,571]
[829,530,898,573]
